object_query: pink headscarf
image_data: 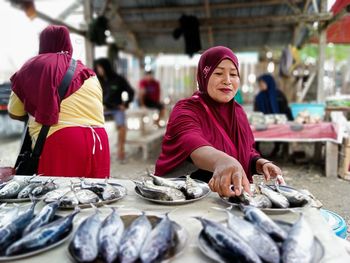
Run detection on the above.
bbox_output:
[155,46,259,181]
[11,25,95,125]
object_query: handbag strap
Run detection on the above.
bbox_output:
[32,59,77,157]
[195,95,237,151]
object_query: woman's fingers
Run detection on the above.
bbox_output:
[241,175,252,195]
[219,173,235,197]
[231,173,242,196]
[276,174,286,185]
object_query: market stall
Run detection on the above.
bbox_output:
[1,176,349,263]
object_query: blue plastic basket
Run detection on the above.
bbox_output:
[290,103,325,119]
[320,209,348,239]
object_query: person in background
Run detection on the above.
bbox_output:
[155,46,285,197]
[254,73,293,157]
[8,25,110,178]
[94,58,134,163]
[138,70,165,126]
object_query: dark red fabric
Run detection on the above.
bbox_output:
[10,25,95,125]
[38,127,110,178]
[155,46,259,181]
[139,79,161,103]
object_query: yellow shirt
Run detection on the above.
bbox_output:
[8,76,105,145]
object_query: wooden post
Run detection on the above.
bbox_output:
[326,141,338,177]
[83,0,94,67]
[317,0,327,103]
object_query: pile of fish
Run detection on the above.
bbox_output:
[197,206,319,263]
[0,176,57,200]
[44,179,126,208]
[134,173,208,202]
[69,210,180,263]
[226,183,316,209]
[0,201,79,256]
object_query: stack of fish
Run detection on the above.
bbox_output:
[227,183,312,209]
[198,206,318,263]
[0,176,57,200]
[134,173,207,202]
[44,179,125,207]
[0,201,78,256]
[69,210,179,263]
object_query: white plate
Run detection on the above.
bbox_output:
[0,215,73,261]
[55,183,127,209]
[134,178,210,205]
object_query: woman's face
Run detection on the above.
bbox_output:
[258,80,268,91]
[207,59,240,103]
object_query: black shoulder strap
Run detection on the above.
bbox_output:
[32,59,77,157]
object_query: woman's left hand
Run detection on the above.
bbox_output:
[257,160,286,185]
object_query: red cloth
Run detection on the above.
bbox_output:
[10,25,95,125]
[155,46,259,181]
[38,127,110,178]
[139,79,160,103]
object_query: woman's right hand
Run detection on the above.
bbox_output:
[208,157,251,197]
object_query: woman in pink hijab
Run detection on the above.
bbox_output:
[8,25,110,178]
[155,46,284,197]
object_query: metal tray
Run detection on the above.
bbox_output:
[134,178,210,205]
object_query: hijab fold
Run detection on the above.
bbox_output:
[155,46,259,181]
[10,25,95,125]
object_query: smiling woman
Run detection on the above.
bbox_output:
[155,46,285,198]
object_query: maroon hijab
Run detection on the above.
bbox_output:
[10,25,95,125]
[155,46,259,181]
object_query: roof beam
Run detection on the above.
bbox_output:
[126,12,333,31]
[204,0,214,46]
[57,0,82,20]
[119,0,303,14]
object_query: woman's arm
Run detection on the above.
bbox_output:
[7,91,27,121]
[190,146,251,197]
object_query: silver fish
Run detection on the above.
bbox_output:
[184,175,204,199]
[99,209,124,263]
[146,172,185,190]
[119,213,152,263]
[134,180,186,201]
[74,188,100,204]
[23,201,60,235]
[6,208,79,256]
[275,185,309,207]
[240,205,287,242]
[79,178,105,196]
[222,209,280,263]
[282,214,314,263]
[43,187,71,203]
[60,190,79,207]
[69,211,102,262]
[250,194,273,208]
[196,217,262,263]
[140,214,175,263]
[259,184,290,208]
[0,201,38,252]
[17,182,43,199]
[102,182,123,201]
[0,180,28,199]
[31,179,57,197]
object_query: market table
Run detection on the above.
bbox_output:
[8,176,350,263]
[252,122,341,177]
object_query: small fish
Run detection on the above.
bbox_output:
[6,208,79,256]
[196,217,262,263]
[69,211,102,262]
[275,185,309,207]
[60,190,79,207]
[99,208,124,263]
[31,179,57,197]
[118,213,152,263]
[134,180,186,201]
[102,182,123,201]
[146,172,185,190]
[259,184,290,208]
[0,180,28,199]
[23,201,60,235]
[250,194,273,208]
[282,214,314,263]
[79,178,105,196]
[240,205,287,242]
[140,214,176,263]
[43,187,71,203]
[17,182,43,199]
[183,175,204,199]
[73,188,100,204]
